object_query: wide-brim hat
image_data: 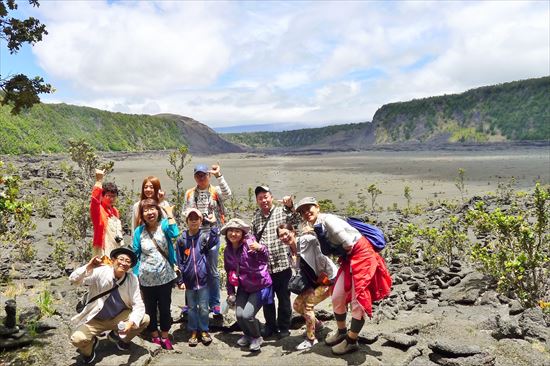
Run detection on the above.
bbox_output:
[221,218,251,235]
[295,196,318,213]
[110,246,138,268]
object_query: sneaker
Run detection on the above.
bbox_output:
[278,329,290,339]
[116,340,130,351]
[296,337,318,350]
[249,336,263,352]
[82,336,98,364]
[188,333,199,347]
[325,329,347,346]
[331,338,358,355]
[236,335,250,347]
[152,336,162,347]
[200,331,212,346]
[211,305,221,315]
[107,330,121,343]
[160,337,174,350]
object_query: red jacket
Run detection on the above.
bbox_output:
[90,186,120,249]
[337,236,392,317]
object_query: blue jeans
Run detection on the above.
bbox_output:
[186,287,209,332]
[207,235,221,309]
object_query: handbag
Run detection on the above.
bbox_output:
[76,273,127,313]
[288,273,309,295]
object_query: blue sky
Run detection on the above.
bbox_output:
[1,0,548,128]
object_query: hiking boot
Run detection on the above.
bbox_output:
[325,329,347,346]
[236,335,250,347]
[200,331,212,346]
[331,338,358,355]
[260,325,277,338]
[116,340,130,351]
[81,336,98,364]
[188,332,199,347]
[278,329,290,339]
[160,337,174,350]
[249,336,263,352]
[296,337,318,350]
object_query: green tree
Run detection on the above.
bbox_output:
[166,146,191,221]
[367,184,382,211]
[0,0,53,114]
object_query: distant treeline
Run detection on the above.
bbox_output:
[224,76,550,149]
[0,103,188,154]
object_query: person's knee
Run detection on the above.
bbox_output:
[70,330,87,348]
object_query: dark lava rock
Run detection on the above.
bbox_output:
[446,277,461,287]
[381,332,418,348]
[428,340,482,357]
[519,308,549,341]
[429,352,495,366]
[357,330,379,344]
[491,315,523,340]
[508,299,524,315]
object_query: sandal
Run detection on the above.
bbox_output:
[188,332,199,347]
[201,331,212,345]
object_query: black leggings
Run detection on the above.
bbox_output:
[141,281,173,333]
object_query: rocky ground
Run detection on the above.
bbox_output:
[0,154,548,366]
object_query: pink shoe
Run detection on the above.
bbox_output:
[152,336,162,347]
[161,337,174,350]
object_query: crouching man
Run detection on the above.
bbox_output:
[69,246,150,364]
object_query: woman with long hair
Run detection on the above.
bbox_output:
[131,176,169,236]
[132,198,178,350]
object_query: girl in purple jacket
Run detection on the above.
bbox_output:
[222,218,272,352]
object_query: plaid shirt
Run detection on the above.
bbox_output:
[252,205,300,274]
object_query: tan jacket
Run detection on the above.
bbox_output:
[70,264,145,327]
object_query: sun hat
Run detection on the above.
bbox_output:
[254,185,271,196]
[183,207,202,221]
[194,164,209,174]
[295,197,318,213]
[110,246,138,267]
[221,218,251,235]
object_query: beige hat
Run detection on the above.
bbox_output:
[295,197,318,213]
[183,208,202,221]
[221,218,251,235]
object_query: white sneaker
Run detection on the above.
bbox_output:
[249,336,263,351]
[237,335,250,347]
[296,338,318,350]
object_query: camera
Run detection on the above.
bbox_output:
[114,236,123,244]
[202,213,210,226]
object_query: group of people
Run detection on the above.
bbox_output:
[69,163,392,364]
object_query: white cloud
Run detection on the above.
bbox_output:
[28,0,549,127]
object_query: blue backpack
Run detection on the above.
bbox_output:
[346,217,386,252]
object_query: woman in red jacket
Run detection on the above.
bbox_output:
[295,197,392,355]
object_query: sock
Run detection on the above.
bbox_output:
[338,328,347,335]
[346,335,357,344]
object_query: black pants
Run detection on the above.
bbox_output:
[141,281,173,333]
[262,267,292,332]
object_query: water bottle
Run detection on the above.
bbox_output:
[117,321,127,339]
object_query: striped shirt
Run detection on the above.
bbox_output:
[183,176,231,227]
[252,205,300,274]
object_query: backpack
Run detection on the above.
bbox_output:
[346,217,386,252]
[186,185,226,224]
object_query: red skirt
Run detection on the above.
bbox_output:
[336,236,392,317]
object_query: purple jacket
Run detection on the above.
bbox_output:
[224,233,272,295]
